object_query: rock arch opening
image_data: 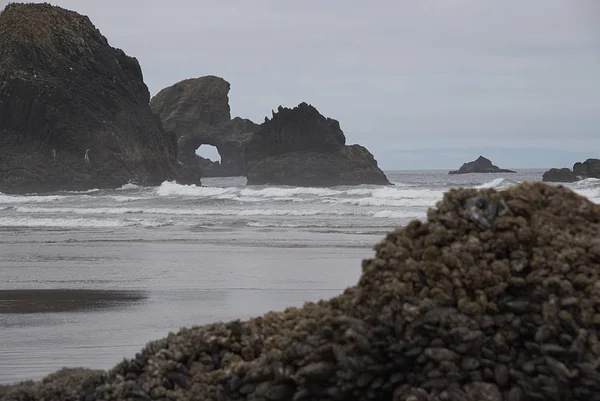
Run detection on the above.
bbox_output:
[178,134,249,178]
[195,144,221,164]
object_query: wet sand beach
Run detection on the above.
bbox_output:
[0,234,367,384]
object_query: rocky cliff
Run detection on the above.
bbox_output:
[151,77,258,177]
[542,158,600,183]
[0,3,188,193]
[151,81,389,185]
[246,103,390,186]
[449,156,516,174]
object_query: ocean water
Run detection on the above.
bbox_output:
[1,169,599,384]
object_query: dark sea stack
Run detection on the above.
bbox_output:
[0,3,184,193]
[542,167,577,183]
[151,76,258,177]
[246,103,391,186]
[573,158,600,179]
[542,158,600,183]
[449,156,516,174]
[246,103,346,161]
[4,182,600,400]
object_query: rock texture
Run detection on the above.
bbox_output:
[574,158,600,179]
[542,158,600,183]
[179,117,259,177]
[4,182,600,401]
[0,3,187,193]
[246,103,391,186]
[542,168,577,183]
[151,76,232,129]
[151,77,258,177]
[150,83,388,185]
[449,156,516,175]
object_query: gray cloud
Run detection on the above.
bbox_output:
[3,0,599,168]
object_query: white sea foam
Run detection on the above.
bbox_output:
[155,181,238,198]
[343,189,373,196]
[345,187,438,199]
[239,187,342,198]
[110,195,151,202]
[156,182,345,199]
[246,221,330,228]
[64,188,100,194]
[152,181,446,209]
[231,196,303,203]
[0,194,68,204]
[325,196,439,208]
[9,172,598,233]
[14,206,156,215]
[0,216,125,228]
[568,178,600,203]
[573,188,600,204]
[475,178,519,190]
[245,221,390,229]
[0,216,173,228]
[12,206,362,217]
[571,178,600,190]
[117,183,140,190]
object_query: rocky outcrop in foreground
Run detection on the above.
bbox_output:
[151,77,259,177]
[449,156,516,175]
[4,182,600,400]
[246,103,391,186]
[543,158,600,183]
[0,3,189,193]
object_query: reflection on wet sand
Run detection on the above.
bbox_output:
[0,242,364,384]
[0,289,146,314]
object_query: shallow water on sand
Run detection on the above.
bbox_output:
[2,169,599,384]
[0,237,367,384]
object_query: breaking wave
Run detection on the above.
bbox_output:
[570,178,600,203]
[117,183,140,190]
[153,181,443,206]
[3,171,599,231]
[0,194,69,204]
[475,178,519,190]
[63,188,100,194]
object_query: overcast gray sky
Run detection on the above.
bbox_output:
[5,1,600,169]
